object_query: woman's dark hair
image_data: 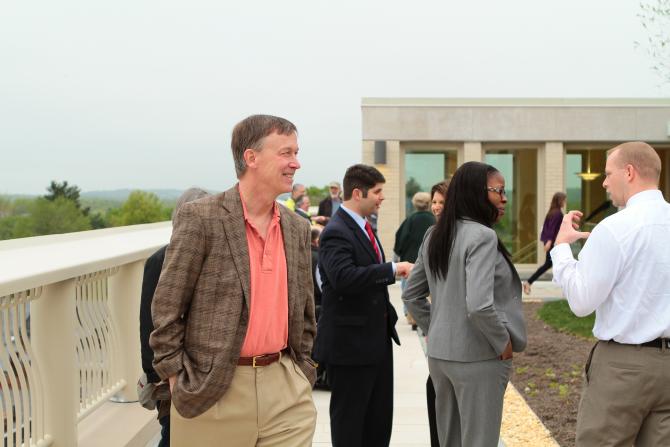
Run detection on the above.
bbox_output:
[546,192,566,219]
[427,161,512,279]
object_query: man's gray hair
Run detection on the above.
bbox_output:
[173,187,210,220]
[412,192,431,212]
[295,195,309,207]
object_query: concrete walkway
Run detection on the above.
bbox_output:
[520,280,564,302]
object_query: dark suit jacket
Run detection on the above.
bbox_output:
[295,207,312,223]
[150,185,317,418]
[317,197,334,218]
[393,211,436,263]
[140,245,167,383]
[313,208,400,366]
[317,196,341,224]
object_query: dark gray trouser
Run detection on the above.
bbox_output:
[428,356,511,447]
[576,340,670,447]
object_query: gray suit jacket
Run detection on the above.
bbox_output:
[402,220,526,361]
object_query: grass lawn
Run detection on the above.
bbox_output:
[537,300,596,339]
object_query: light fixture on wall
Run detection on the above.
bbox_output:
[576,150,601,181]
[374,141,387,164]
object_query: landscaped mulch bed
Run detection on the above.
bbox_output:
[509,302,595,447]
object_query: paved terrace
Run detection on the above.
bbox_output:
[0,224,563,446]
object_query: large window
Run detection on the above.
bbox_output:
[565,149,611,230]
[566,146,670,257]
[658,147,670,202]
[567,146,670,216]
[485,149,537,263]
[564,148,611,257]
[404,151,457,215]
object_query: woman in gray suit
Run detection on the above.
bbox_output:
[402,161,527,447]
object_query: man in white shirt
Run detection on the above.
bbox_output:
[551,141,670,446]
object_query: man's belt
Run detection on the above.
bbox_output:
[611,338,670,349]
[238,349,287,368]
[640,338,670,349]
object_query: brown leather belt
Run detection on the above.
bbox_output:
[238,349,287,368]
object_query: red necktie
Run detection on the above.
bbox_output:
[364,221,381,262]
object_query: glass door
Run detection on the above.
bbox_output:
[485,149,538,263]
[404,151,457,216]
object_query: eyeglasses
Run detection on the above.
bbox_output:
[486,186,507,197]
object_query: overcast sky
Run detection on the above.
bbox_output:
[1,0,668,195]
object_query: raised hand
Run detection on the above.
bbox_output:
[555,210,591,245]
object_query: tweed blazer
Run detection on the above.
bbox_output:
[402,220,527,361]
[149,185,316,418]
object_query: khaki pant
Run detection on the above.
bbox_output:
[171,355,316,447]
[577,340,670,447]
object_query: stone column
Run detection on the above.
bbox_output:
[458,141,483,165]
[543,142,565,210]
[540,142,565,262]
[372,141,401,255]
[362,140,374,165]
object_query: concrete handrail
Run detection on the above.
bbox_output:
[0,222,171,297]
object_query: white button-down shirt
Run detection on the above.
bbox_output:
[551,189,670,343]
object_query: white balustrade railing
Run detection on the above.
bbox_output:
[1,288,46,447]
[0,222,171,447]
[75,268,125,421]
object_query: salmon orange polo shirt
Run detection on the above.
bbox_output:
[239,193,289,358]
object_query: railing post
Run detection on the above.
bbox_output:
[108,260,145,402]
[31,279,79,447]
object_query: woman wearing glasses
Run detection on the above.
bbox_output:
[402,161,527,447]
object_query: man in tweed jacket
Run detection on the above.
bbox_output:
[150,115,317,446]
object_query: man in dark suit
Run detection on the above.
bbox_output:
[294,195,313,223]
[314,181,342,225]
[314,164,413,447]
[139,187,210,447]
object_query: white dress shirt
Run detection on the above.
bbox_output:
[551,189,670,343]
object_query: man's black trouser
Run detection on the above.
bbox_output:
[327,342,393,447]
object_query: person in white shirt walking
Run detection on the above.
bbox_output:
[551,141,670,446]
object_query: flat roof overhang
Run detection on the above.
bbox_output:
[362,98,670,142]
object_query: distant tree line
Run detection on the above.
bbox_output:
[0,181,335,241]
[0,181,174,241]
[306,185,330,204]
